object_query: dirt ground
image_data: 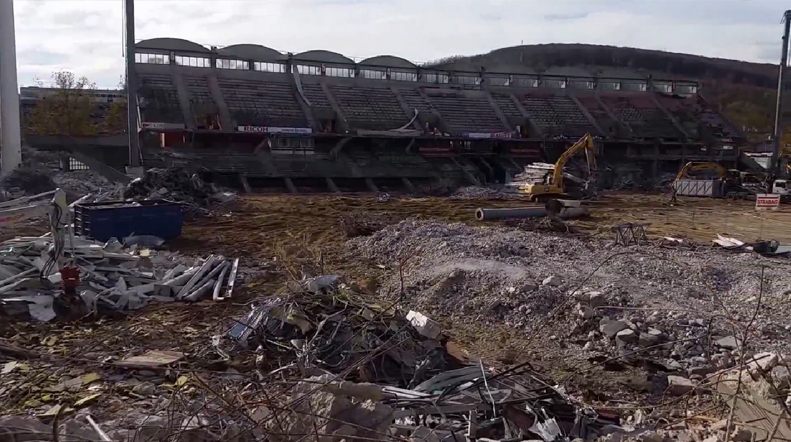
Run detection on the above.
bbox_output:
[2,191,790,429]
[172,192,791,364]
[581,192,791,244]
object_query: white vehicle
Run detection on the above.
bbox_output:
[772,179,791,196]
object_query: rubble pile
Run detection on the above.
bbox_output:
[450,185,516,200]
[213,275,621,440]
[338,212,403,237]
[0,234,241,321]
[123,168,235,215]
[0,149,115,201]
[349,220,791,367]
[52,169,116,198]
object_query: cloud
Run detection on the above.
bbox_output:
[545,12,590,21]
[10,0,788,88]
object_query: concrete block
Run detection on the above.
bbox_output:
[599,318,628,338]
[616,329,638,343]
[406,311,441,340]
[667,375,696,396]
[715,336,740,350]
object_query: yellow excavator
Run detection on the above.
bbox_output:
[673,161,728,182]
[519,133,597,201]
[670,161,745,200]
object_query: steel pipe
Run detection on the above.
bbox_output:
[475,206,589,221]
[475,207,546,221]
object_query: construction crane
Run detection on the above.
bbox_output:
[519,133,597,201]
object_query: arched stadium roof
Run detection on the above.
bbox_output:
[136,38,209,53]
[217,44,286,61]
[359,55,416,69]
[294,50,355,64]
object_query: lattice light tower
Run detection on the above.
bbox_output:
[0,0,22,176]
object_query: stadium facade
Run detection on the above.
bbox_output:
[132,38,744,191]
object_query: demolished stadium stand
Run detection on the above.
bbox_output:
[131,38,744,191]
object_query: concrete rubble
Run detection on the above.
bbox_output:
[124,168,236,216]
[0,148,119,202]
[3,192,791,440]
[450,185,518,200]
[216,276,623,440]
[0,233,241,321]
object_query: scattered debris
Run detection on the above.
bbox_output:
[0,234,241,321]
[115,350,185,369]
[613,222,648,246]
[123,168,236,216]
[220,277,620,440]
[450,186,516,200]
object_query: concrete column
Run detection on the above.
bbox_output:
[325,177,340,193]
[364,177,379,192]
[283,177,298,194]
[0,0,22,176]
[124,0,141,167]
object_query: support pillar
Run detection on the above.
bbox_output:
[283,177,298,194]
[325,177,340,193]
[772,10,791,176]
[124,0,141,167]
[0,0,22,176]
[365,177,379,192]
[401,177,415,192]
[238,174,251,193]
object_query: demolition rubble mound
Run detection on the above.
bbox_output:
[123,168,235,215]
[0,149,113,201]
[449,185,517,200]
[349,220,791,370]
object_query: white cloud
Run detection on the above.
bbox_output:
[11,0,787,88]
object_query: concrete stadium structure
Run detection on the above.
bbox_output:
[132,38,744,191]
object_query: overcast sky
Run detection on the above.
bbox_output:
[11,0,788,88]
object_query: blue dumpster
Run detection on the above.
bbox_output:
[74,200,183,242]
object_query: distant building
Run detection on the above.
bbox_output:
[19,87,125,106]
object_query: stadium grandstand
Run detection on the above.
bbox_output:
[131,38,744,191]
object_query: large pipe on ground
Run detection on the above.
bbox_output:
[475,207,547,221]
[475,206,589,221]
[0,0,22,177]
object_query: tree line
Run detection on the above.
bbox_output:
[25,71,127,137]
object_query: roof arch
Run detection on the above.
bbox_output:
[294,50,354,64]
[359,55,416,69]
[136,38,209,53]
[425,60,481,72]
[217,44,286,61]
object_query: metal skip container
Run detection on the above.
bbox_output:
[674,179,725,197]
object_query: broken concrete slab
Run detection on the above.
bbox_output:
[667,375,696,396]
[599,318,629,339]
[715,336,740,350]
[542,275,562,287]
[616,328,638,343]
[115,350,184,369]
[406,311,442,340]
[747,352,779,376]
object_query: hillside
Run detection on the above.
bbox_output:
[428,44,780,141]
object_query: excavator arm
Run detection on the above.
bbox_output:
[519,133,597,200]
[674,162,727,182]
[549,133,597,190]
